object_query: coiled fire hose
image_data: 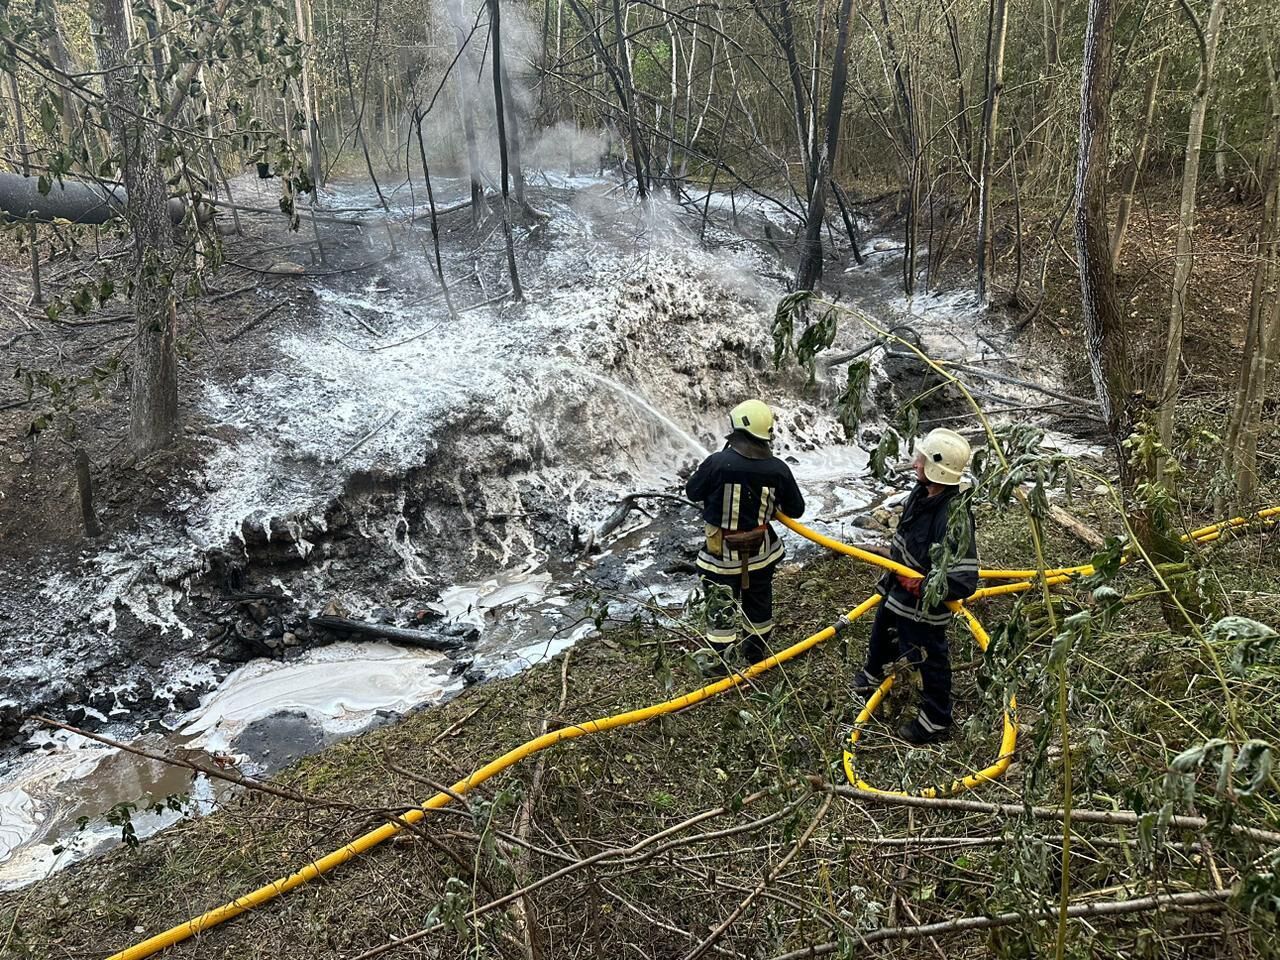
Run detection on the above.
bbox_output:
[104,506,1279,960]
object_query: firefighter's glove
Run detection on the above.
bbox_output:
[895,574,924,598]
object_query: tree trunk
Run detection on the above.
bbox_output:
[33,0,78,138]
[1075,0,1133,482]
[1110,48,1164,270]
[564,0,649,198]
[489,0,524,300]
[795,0,856,291]
[498,58,529,209]
[1213,105,1227,185]
[976,0,1010,305]
[1155,0,1227,478]
[941,0,971,173]
[609,0,648,197]
[294,0,324,190]
[450,0,489,224]
[412,107,457,317]
[750,0,810,196]
[5,71,42,305]
[1224,50,1280,508]
[94,0,180,454]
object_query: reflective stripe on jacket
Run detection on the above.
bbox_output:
[685,438,805,576]
[878,482,979,625]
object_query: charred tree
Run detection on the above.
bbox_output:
[489,0,524,300]
[93,0,180,454]
[451,0,489,224]
[564,0,650,199]
[750,0,811,197]
[796,0,855,291]
[412,106,457,317]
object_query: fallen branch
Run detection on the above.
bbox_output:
[683,794,832,960]
[338,410,397,460]
[308,615,464,652]
[768,888,1233,959]
[938,360,1099,409]
[223,300,285,342]
[594,491,697,545]
[207,283,257,303]
[348,785,789,960]
[225,252,396,277]
[813,779,1280,846]
[1047,504,1105,549]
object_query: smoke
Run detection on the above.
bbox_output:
[407,0,605,184]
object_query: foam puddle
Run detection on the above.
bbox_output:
[0,731,217,891]
[181,642,461,747]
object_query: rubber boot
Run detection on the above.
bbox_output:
[740,634,770,667]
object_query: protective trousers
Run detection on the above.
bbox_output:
[701,565,774,665]
[862,603,952,730]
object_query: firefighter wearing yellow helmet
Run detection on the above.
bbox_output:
[853,428,979,744]
[684,400,805,676]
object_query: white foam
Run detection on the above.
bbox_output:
[181,642,458,741]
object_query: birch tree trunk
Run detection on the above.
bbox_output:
[294,0,324,190]
[1155,0,1227,478]
[94,0,180,454]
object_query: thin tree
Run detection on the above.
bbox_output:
[489,0,524,300]
[1111,42,1166,269]
[1155,0,1227,479]
[5,70,41,304]
[1223,44,1280,507]
[976,0,1010,304]
[1075,0,1134,485]
[796,0,856,291]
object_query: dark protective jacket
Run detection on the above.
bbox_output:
[878,482,979,625]
[685,435,806,576]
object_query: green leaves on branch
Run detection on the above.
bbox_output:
[1209,616,1280,676]
[836,359,870,436]
[771,291,841,383]
[970,423,1071,514]
[1166,737,1274,802]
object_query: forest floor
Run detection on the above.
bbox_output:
[4,494,1280,959]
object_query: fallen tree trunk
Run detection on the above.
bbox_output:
[309,615,465,652]
[0,171,186,225]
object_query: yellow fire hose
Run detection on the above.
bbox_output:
[105,505,1279,960]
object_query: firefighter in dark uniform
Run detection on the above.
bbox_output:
[685,399,805,674]
[853,428,979,744]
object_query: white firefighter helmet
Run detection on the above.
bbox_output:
[728,399,774,441]
[918,428,971,485]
